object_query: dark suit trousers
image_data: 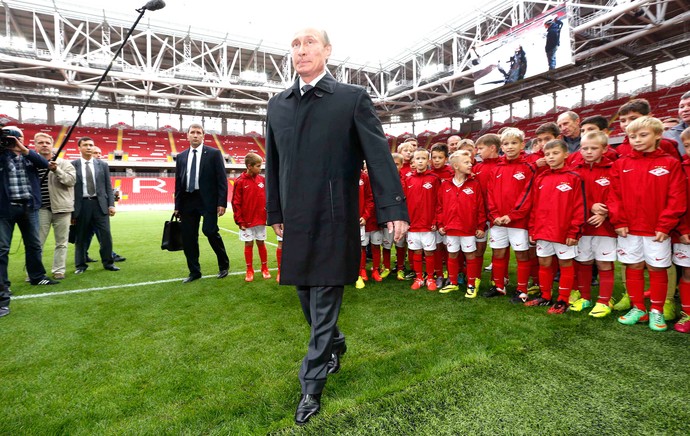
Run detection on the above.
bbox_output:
[297,285,346,395]
[179,191,229,276]
[74,198,113,269]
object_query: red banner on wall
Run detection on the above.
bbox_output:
[111,177,235,205]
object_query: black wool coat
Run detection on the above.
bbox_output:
[265,73,408,286]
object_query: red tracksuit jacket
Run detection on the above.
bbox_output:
[608,148,687,237]
[432,164,455,182]
[231,172,267,228]
[525,150,549,175]
[487,152,536,230]
[529,166,586,243]
[615,136,681,161]
[403,170,441,232]
[672,156,690,243]
[359,171,378,232]
[573,158,617,238]
[436,177,487,237]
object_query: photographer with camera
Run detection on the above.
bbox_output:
[0,126,59,317]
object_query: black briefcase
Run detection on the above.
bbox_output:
[161,214,184,251]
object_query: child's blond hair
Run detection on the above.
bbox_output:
[581,131,608,147]
[500,127,525,143]
[245,152,263,167]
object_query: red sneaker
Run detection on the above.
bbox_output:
[547,300,568,314]
[360,269,368,281]
[411,278,424,290]
[372,270,382,282]
[245,270,254,282]
[426,278,437,291]
[261,269,271,279]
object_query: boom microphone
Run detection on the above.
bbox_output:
[140,0,166,11]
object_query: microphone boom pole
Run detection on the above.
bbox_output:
[51,1,165,161]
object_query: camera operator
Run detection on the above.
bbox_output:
[0,126,58,317]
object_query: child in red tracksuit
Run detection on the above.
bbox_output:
[473,134,501,281]
[356,169,377,289]
[430,142,454,286]
[527,139,586,314]
[673,127,690,333]
[404,148,441,291]
[609,117,686,332]
[486,128,536,300]
[614,98,681,161]
[436,151,487,297]
[571,131,617,317]
[231,152,271,281]
[398,142,415,179]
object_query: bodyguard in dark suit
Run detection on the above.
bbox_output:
[174,123,229,283]
[265,28,409,425]
[72,137,119,274]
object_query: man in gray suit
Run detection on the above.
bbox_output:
[71,137,119,274]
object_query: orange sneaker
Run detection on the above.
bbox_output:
[426,278,437,291]
[360,269,368,281]
[372,270,382,282]
[245,270,254,282]
[411,278,424,290]
[261,269,271,279]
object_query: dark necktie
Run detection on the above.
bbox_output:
[187,149,197,192]
[301,84,313,94]
[85,161,96,196]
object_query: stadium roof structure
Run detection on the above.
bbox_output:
[0,0,689,125]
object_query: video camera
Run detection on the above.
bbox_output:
[0,126,23,151]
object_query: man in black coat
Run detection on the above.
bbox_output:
[265,28,409,425]
[174,123,230,283]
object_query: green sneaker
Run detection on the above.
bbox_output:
[569,298,593,312]
[649,309,668,332]
[380,268,391,279]
[618,307,649,326]
[589,301,613,318]
[568,290,581,304]
[613,293,631,311]
[465,285,478,298]
[396,270,405,281]
[663,299,677,321]
[440,283,459,294]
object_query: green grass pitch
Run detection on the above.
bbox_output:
[2,211,690,434]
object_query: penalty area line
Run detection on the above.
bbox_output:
[14,269,277,300]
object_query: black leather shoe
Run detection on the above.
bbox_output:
[217,269,228,279]
[112,254,127,262]
[104,265,120,271]
[86,256,97,263]
[0,306,9,318]
[327,343,347,375]
[75,267,87,274]
[183,275,201,283]
[295,393,321,425]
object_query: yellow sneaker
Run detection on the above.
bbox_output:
[355,276,365,289]
[664,299,677,321]
[613,293,631,311]
[380,268,391,279]
[569,298,592,312]
[589,301,613,318]
[397,270,405,281]
[569,290,581,304]
[439,283,459,294]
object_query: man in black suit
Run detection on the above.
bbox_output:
[72,137,119,273]
[174,123,229,283]
[265,28,409,425]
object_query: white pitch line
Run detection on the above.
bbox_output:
[14,269,278,300]
[219,227,279,247]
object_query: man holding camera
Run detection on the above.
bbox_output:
[0,126,58,317]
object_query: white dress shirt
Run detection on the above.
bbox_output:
[186,144,203,191]
[80,157,98,198]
